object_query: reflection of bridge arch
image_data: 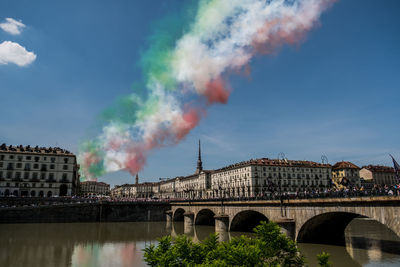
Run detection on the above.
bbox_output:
[230,210,268,232]
[173,208,185,221]
[297,212,364,245]
[195,209,215,226]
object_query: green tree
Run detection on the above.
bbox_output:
[144,221,308,267]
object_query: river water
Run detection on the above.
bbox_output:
[0,218,399,267]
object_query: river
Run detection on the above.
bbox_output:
[0,218,399,266]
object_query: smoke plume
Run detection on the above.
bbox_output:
[78,0,334,181]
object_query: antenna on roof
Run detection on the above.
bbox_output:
[321,155,328,164]
[278,152,286,161]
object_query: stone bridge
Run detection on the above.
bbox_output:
[167,196,400,245]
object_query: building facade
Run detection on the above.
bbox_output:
[80,181,110,196]
[332,161,361,188]
[0,144,79,197]
[360,165,398,186]
[111,141,332,199]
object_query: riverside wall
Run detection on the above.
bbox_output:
[0,201,170,223]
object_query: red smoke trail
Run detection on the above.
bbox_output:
[204,77,230,104]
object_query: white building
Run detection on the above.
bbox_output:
[80,181,110,196]
[0,144,79,197]
[360,165,397,186]
[110,141,332,200]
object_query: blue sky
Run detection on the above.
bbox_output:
[1,0,399,187]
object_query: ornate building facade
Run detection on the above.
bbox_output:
[113,141,333,199]
[80,181,110,196]
[0,144,79,197]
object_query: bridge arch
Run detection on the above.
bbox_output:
[173,208,185,221]
[297,212,366,245]
[230,210,268,232]
[195,209,215,226]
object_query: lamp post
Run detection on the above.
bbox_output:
[218,183,224,214]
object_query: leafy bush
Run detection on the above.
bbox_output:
[317,252,332,267]
[144,221,307,266]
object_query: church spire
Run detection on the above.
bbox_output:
[196,139,203,174]
[135,173,139,185]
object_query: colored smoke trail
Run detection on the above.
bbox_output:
[78,0,334,181]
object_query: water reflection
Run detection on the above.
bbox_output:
[345,218,400,266]
[0,219,400,266]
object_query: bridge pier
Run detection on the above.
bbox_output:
[166,210,173,229]
[184,212,195,234]
[275,218,295,240]
[214,214,230,242]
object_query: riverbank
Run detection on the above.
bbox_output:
[0,202,170,223]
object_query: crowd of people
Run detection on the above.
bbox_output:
[1,184,399,208]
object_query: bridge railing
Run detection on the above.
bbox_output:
[167,187,400,203]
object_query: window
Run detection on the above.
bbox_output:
[33,173,38,179]
[34,164,39,169]
[41,164,47,171]
[50,164,55,170]
[9,155,14,159]
[18,156,22,161]
[7,172,12,178]
[34,157,39,162]
[26,156,31,160]
[64,157,69,164]
[51,157,56,163]
[43,157,47,160]
[24,172,29,179]
[16,172,21,179]
[0,162,3,168]
[62,173,67,180]
[0,155,4,160]
[49,173,54,179]
[16,163,22,168]
[25,163,31,170]
[41,173,46,179]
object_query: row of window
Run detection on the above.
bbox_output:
[0,171,70,180]
[2,182,66,188]
[215,167,329,176]
[0,162,69,171]
[0,154,70,163]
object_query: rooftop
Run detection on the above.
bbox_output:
[362,165,395,173]
[0,143,74,155]
[213,158,331,172]
[332,161,360,170]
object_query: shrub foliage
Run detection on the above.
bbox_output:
[144,221,309,266]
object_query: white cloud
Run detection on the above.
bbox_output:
[0,41,36,66]
[0,18,26,35]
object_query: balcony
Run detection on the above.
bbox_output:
[12,178,22,182]
[6,166,14,170]
[60,178,70,183]
[31,178,39,182]
[46,178,56,183]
